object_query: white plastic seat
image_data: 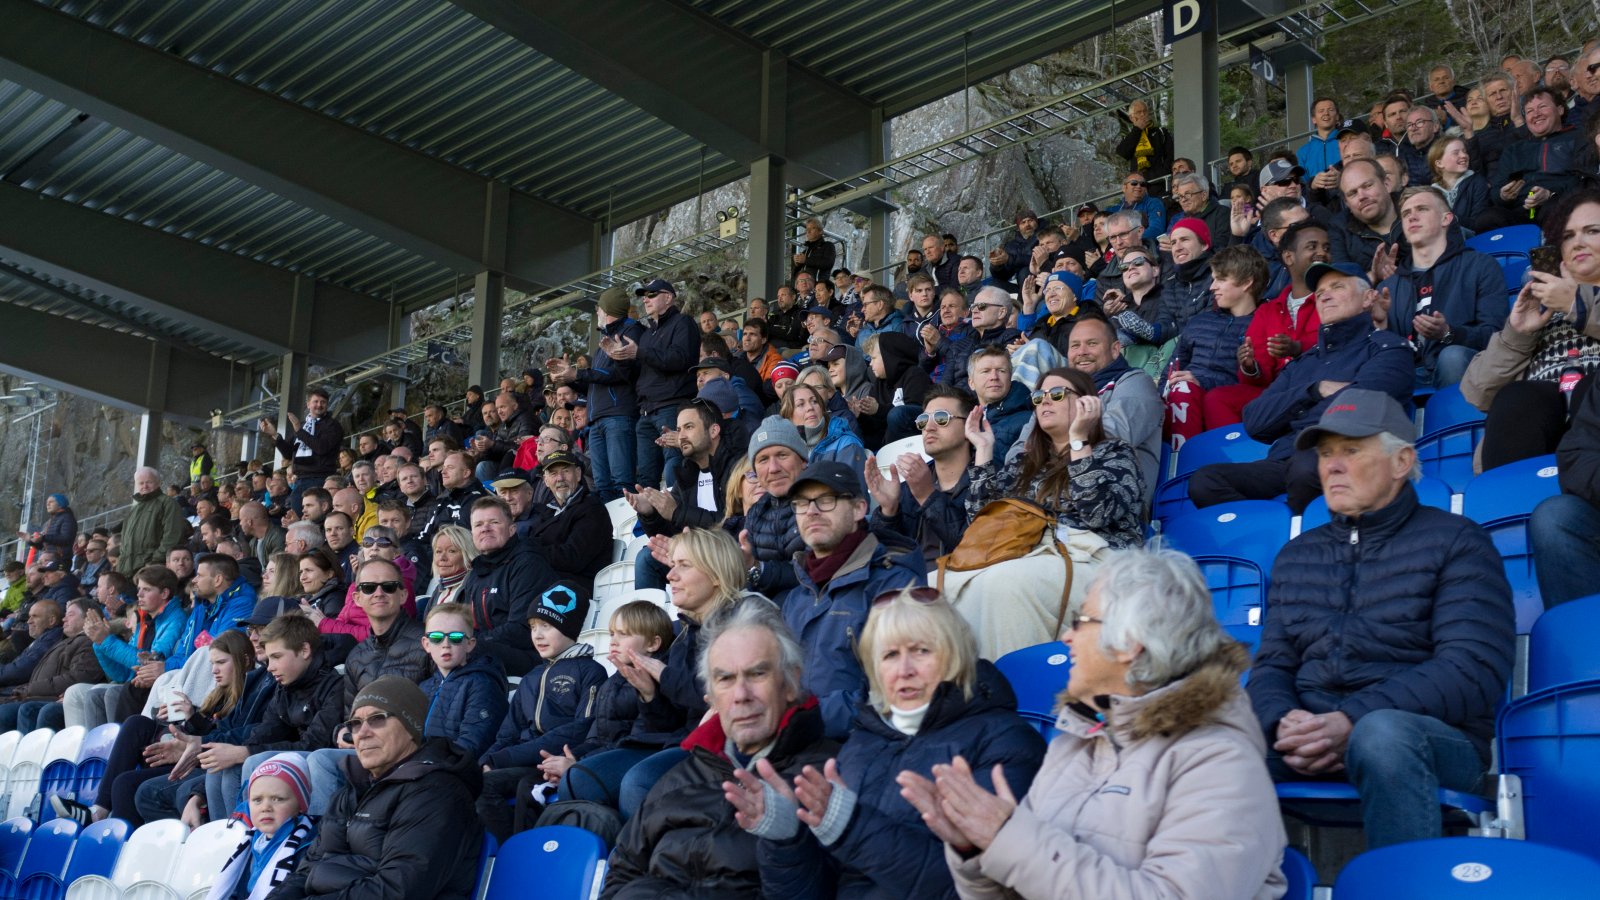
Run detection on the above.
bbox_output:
[109,819,190,887]
[0,730,24,767]
[580,629,615,675]
[65,876,122,900]
[605,498,637,539]
[159,819,247,896]
[611,538,628,563]
[6,727,55,820]
[121,883,182,900]
[44,725,86,765]
[590,562,636,614]
[624,535,651,565]
[873,436,931,476]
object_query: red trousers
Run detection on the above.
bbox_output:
[1164,381,1264,449]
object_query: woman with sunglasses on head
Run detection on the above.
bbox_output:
[750,588,1045,900]
[906,550,1287,900]
[306,526,419,648]
[957,367,1144,658]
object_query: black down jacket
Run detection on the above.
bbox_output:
[601,700,838,899]
[1247,482,1515,761]
[275,738,485,900]
[342,616,432,710]
[761,661,1048,900]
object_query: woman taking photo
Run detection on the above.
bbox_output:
[744,588,1047,899]
[954,367,1143,659]
[1462,187,1600,468]
[905,550,1288,900]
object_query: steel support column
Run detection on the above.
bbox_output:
[1172,23,1221,176]
[864,107,892,278]
[1284,61,1315,136]
[137,343,170,470]
[747,157,788,302]
[136,412,163,471]
[469,272,506,390]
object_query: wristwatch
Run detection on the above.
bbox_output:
[747,563,762,585]
[1069,440,1087,452]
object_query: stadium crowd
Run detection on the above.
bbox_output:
[5,44,1600,898]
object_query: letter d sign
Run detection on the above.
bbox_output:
[1163,0,1212,44]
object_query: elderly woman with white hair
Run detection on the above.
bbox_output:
[750,588,1048,899]
[903,549,1288,900]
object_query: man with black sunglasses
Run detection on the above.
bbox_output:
[866,386,976,564]
[1106,170,1167,242]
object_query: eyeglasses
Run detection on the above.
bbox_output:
[915,410,954,429]
[971,302,1005,313]
[1588,61,1600,76]
[742,470,760,483]
[1269,178,1298,187]
[356,580,403,595]
[1124,180,1147,187]
[1030,386,1079,406]
[643,291,668,298]
[340,712,394,735]
[871,586,942,607]
[360,536,395,548]
[1122,257,1151,268]
[1174,189,1205,200]
[425,631,469,645]
[789,494,847,513]
[1106,229,1135,242]
[1068,613,1104,631]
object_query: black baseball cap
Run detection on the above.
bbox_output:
[538,451,584,472]
[1295,388,1416,449]
[635,278,676,297]
[790,460,865,499]
[1305,261,1368,292]
[689,357,731,375]
[238,596,295,627]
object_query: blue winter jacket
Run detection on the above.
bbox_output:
[809,417,868,478]
[759,662,1048,900]
[1247,483,1514,760]
[480,648,607,769]
[781,530,927,739]
[187,666,277,745]
[745,494,805,598]
[635,304,702,415]
[92,598,186,682]
[575,317,646,421]
[1242,314,1415,459]
[1174,307,1256,390]
[868,460,971,566]
[1377,234,1508,368]
[170,578,256,669]
[421,650,510,759]
[1107,195,1168,241]
[566,647,669,758]
[1297,132,1342,180]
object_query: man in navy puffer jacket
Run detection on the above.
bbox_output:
[1189,262,1413,513]
[1248,390,1513,849]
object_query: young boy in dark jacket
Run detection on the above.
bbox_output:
[475,582,606,840]
[418,602,508,759]
[536,600,674,807]
[1165,244,1268,447]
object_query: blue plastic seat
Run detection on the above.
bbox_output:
[1153,427,1272,522]
[1466,224,1541,293]
[1498,676,1600,859]
[71,723,118,809]
[484,826,607,900]
[1462,455,1563,633]
[34,763,76,823]
[1158,501,1291,652]
[994,641,1072,738]
[1334,835,1600,898]
[61,818,127,883]
[1419,384,1485,439]
[0,818,32,878]
[0,818,76,898]
[1282,847,1316,900]
[1412,384,1489,492]
[1299,476,1453,531]
[1526,594,1600,695]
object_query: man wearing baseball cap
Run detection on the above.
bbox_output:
[777,460,925,738]
[630,278,701,491]
[987,209,1041,292]
[546,286,644,501]
[1189,260,1413,513]
[527,451,611,585]
[1248,388,1513,850]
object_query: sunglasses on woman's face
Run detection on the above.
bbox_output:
[1030,386,1078,406]
[360,536,395,548]
[425,631,469,645]
[871,586,943,607]
[356,580,403,595]
[914,410,954,429]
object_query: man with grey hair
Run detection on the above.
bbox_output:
[605,598,835,899]
[1248,388,1513,849]
[1190,261,1413,513]
[283,520,325,556]
[1094,208,1162,298]
[116,466,185,575]
[924,285,1020,393]
[1167,172,1229,247]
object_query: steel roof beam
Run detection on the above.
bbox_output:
[0,300,237,423]
[0,0,595,287]
[449,0,875,187]
[0,183,390,364]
